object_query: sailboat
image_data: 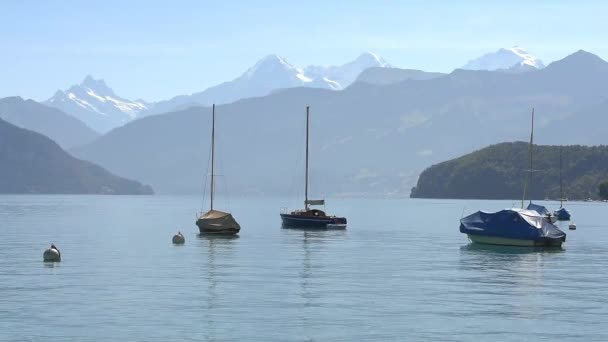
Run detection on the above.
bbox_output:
[523,109,556,223]
[554,147,571,220]
[196,104,241,235]
[280,106,347,229]
[460,108,566,247]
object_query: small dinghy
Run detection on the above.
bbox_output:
[554,207,571,221]
[460,208,566,247]
[554,148,572,221]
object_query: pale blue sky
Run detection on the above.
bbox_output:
[2,0,607,101]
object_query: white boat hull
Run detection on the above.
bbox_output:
[467,234,563,247]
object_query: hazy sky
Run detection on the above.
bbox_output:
[2,0,607,101]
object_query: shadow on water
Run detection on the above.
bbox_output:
[196,233,240,241]
[281,224,348,231]
[460,243,565,255]
[43,261,60,269]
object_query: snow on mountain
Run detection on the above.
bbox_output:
[149,53,392,115]
[305,52,391,89]
[150,54,379,114]
[461,46,545,71]
[45,76,148,133]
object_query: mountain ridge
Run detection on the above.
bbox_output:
[0,96,98,149]
[0,117,153,194]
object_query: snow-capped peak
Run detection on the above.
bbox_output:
[461,46,545,71]
[352,52,391,68]
[304,52,392,89]
[45,76,148,133]
[504,46,543,68]
[245,54,311,82]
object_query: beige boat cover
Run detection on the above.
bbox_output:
[198,210,241,229]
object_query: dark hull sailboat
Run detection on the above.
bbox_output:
[281,106,347,229]
[280,210,347,229]
[196,104,241,235]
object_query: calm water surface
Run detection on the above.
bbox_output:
[1,196,607,341]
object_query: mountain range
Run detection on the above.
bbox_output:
[45,53,393,132]
[0,117,152,194]
[39,48,544,134]
[70,50,608,196]
[146,52,392,115]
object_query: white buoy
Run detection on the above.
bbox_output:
[569,223,577,230]
[172,231,185,244]
[43,245,61,262]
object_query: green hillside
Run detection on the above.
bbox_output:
[411,142,608,200]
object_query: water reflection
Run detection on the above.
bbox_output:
[280,228,347,335]
[195,234,238,341]
[458,243,565,319]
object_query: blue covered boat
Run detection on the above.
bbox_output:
[554,207,571,221]
[553,148,572,221]
[460,209,566,247]
[526,202,550,216]
[526,202,557,223]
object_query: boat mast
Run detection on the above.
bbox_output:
[305,106,310,210]
[521,108,534,208]
[560,146,563,208]
[210,104,215,211]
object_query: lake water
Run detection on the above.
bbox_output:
[1,195,607,341]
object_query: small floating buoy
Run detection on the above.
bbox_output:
[569,223,577,230]
[172,231,185,244]
[43,244,61,262]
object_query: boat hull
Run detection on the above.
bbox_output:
[196,219,240,235]
[467,234,564,247]
[280,213,346,229]
[196,210,241,235]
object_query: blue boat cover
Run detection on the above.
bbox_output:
[526,202,550,216]
[460,209,566,241]
[554,207,571,220]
